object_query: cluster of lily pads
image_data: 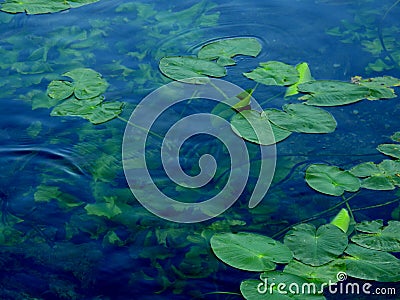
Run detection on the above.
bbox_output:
[0,0,99,15]
[159,37,400,147]
[46,68,123,124]
[306,131,400,196]
[157,36,400,299]
[211,209,400,299]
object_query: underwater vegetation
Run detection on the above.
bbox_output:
[0,0,399,299]
[326,0,400,73]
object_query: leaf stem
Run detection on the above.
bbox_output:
[272,191,360,239]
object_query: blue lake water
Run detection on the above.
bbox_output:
[1,0,400,299]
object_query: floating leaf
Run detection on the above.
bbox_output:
[349,162,379,177]
[358,76,400,100]
[285,62,314,97]
[355,219,384,233]
[159,56,226,83]
[298,81,370,106]
[343,243,400,282]
[51,96,123,125]
[241,271,326,300]
[330,208,350,233]
[47,80,74,101]
[62,68,109,100]
[230,110,291,145]
[351,220,400,252]
[377,143,400,159]
[243,61,299,86]
[284,259,345,284]
[264,104,337,133]
[350,160,400,190]
[0,0,99,15]
[197,37,262,66]
[284,224,348,266]
[0,0,69,14]
[305,164,360,196]
[85,196,122,219]
[210,232,293,272]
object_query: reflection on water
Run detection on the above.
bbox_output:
[0,0,400,299]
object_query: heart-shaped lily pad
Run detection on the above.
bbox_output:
[0,0,98,15]
[48,68,108,100]
[211,232,293,272]
[243,61,299,86]
[343,243,400,282]
[197,37,262,66]
[351,220,400,252]
[305,164,360,196]
[51,96,123,125]
[298,80,370,106]
[284,259,345,285]
[284,223,348,266]
[230,110,292,145]
[264,103,337,133]
[377,143,400,159]
[350,160,400,190]
[159,56,226,83]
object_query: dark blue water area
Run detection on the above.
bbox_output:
[1,0,400,299]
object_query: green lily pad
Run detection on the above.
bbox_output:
[285,62,314,97]
[377,143,400,159]
[47,81,75,101]
[48,68,108,101]
[197,37,262,66]
[284,223,348,266]
[240,271,326,300]
[349,162,379,177]
[343,243,400,282]
[355,219,384,233]
[0,0,69,14]
[305,164,360,196]
[357,76,400,100]
[298,80,370,106]
[51,96,123,125]
[68,0,99,8]
[351,220,400,252]
[330,208,350,233]
[264,104,337,133]
[210,232,293,272]
[243,61,299,86]
[230,110,292,145]
[350,160,400,190]
[159,56,226,83]
[0,0,99,15]
[284,259,345,284]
